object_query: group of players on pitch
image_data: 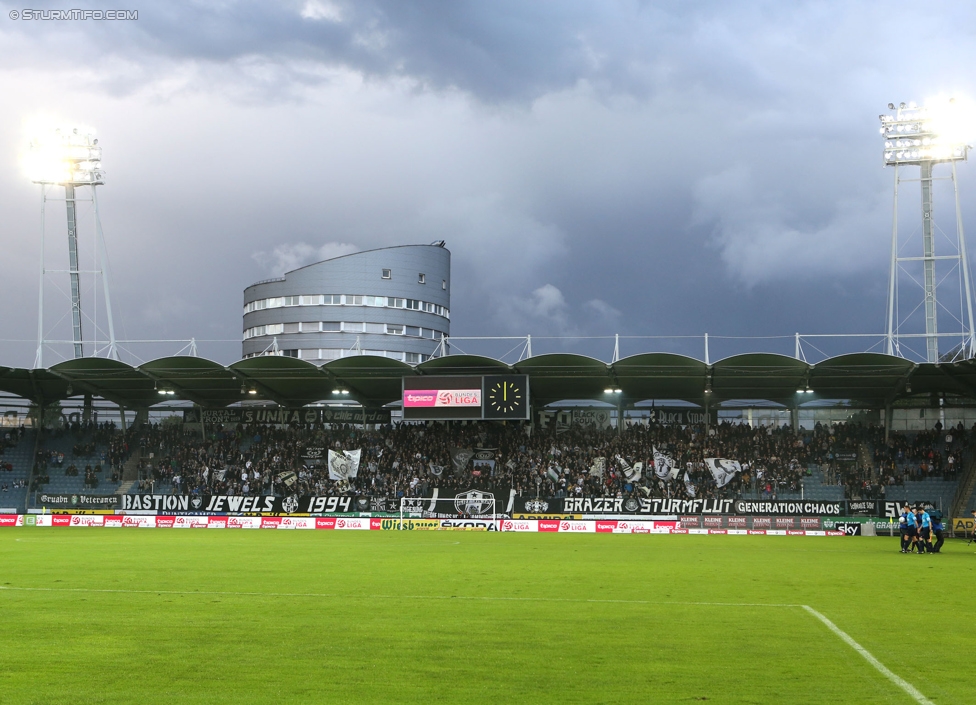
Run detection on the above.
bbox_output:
[898,503,951,553]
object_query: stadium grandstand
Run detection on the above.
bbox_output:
[2,350,976,525]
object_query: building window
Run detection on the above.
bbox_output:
[343,322,365,333]
[321,321,341,332]
[365,322,385,334]
[418,273,426,284]
[283,322,300,334]
[282,349,299,358]
[405,352,424,364]
[442,280,447,290]
[382,269,391,279]
[387,324,404,335]
[345,295,363,306]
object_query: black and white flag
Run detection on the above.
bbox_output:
[705,458,741,488]
[472,448,497,476]
[328,449,361,481]
[589,457,606,478]
[302,447,325,466]
[428,462,446,477]
[615,454,642,482]
[653,447,678,480]
[683,471,697,498]
[450,447,475,475]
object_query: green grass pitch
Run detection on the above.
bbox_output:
[1,528,974,704]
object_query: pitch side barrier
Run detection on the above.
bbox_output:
[31,494,932,517]
[2,514,850,535]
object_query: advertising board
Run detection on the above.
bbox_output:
[402,375,529,421]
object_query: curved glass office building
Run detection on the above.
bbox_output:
[242,243,450,364]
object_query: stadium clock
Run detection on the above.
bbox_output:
[483,375,529,420]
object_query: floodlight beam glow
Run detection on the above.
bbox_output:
[879,96,973,167]
[21,120,103,185]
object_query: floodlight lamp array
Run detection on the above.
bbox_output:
[26,126,104,185]
[879,100,970,166]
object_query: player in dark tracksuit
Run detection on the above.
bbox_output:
[930,510,945,553]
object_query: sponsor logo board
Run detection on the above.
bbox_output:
[403,389,481,408]
[559,520,594,533]
[835,522,862,536]
[501,520,537,533]
[335,517,370,530]
[439,519,497,531]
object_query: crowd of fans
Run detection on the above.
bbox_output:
[10,415,971,504]
[121,417,969,504]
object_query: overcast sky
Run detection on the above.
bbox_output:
[1,1,975,368]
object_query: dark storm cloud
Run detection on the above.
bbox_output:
[2,1,869,103]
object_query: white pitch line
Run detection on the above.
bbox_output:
[801,605,934,705]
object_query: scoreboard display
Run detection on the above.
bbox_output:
[402,375,529,421]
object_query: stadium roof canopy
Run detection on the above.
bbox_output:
[1,352,974,410]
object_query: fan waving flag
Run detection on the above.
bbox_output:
[683,471,697,498]
[328,449,361,481]
[589,457,606,478]
[450,447,475,475]
[653,447,677,480]
[615,455,642,482]
[704,458,741,488]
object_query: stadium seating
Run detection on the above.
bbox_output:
[13,420,967,517]
[0,429,35,513]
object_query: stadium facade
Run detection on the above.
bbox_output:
[242,244,450,364]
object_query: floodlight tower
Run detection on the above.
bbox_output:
[881,100,975,362]
[27,126,118,367]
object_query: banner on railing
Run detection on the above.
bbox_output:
[38,493,121,509]
[119,494,355,514]
[185,407,391,425]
